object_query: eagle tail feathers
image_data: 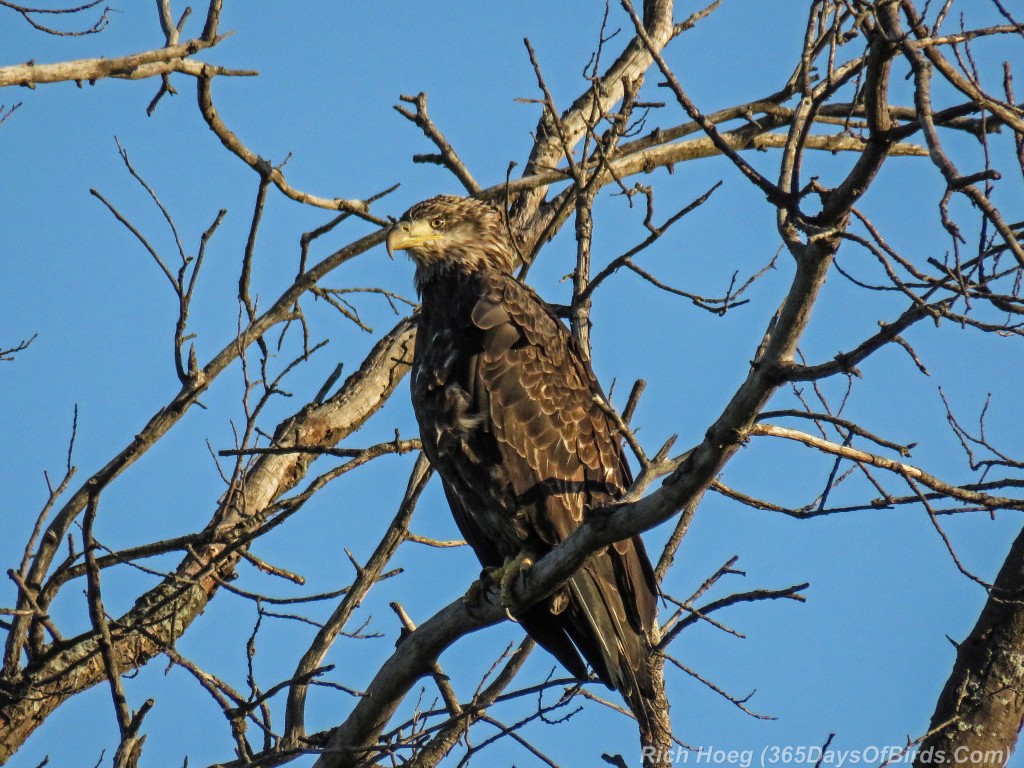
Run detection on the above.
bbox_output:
[565,566,655,730]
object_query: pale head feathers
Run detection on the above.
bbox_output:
[387,195,518,287]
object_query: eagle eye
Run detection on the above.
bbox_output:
[430,216,446,230]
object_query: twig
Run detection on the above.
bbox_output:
[395,92,481,194]
[196,75,384,222]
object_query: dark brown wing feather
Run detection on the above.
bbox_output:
[475,275,658,693]
[411,267,658,713]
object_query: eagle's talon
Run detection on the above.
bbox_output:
[483,552,534,622]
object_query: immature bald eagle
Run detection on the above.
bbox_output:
[388,195,658,718]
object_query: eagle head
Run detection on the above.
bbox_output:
[386,195,518,279]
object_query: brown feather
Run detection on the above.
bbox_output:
[398,195,658,721]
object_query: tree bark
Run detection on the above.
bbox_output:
[914,526,1024,768]
[0,319,416,761]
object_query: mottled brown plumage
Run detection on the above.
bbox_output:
[388,195,658,717]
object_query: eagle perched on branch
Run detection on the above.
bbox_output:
[388,195,658,719]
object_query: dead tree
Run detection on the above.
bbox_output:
[2,1,1023,766]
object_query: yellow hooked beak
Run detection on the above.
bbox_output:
[386,219,443,259]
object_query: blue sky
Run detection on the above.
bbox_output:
[2,3,1023,767]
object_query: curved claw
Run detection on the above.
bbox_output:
[488,552,534,622]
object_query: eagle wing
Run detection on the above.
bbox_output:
[467,272,658,698]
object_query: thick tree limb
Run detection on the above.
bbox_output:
[914,526,1024,768]
[0,37,253,88]
[313,201,848,768]
[0,317,416,760]
[512,0,678,231]
[2,226,385,686]
[5,3,1023,765]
